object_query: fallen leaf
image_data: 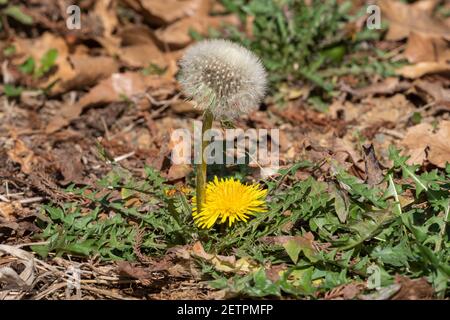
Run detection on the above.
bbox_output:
[116,25,168,69]
[401,120,450,168]
[166,164,192,181]
[413,80,450,105]
[324,282,366,300]
[6,139,35,174]
[53,148,84,185]
[0,203,15,221]
[155,17,204,48]
[89,0,121,54]
[379,0,450,41]
[391,276,434,300]
[93,0,118,37]
[380,0,450,79]
[397,60,450,79]
[138,0,208,26]
[155,14,239,48]
[12,33,119,94]
[118,25,156,46]
[362,143,384,186]
[191,241,257,274]
[59,54,119,93]
[12,32,72,93]
[46,72,175,133]
[0,244,35,290]
[341,77,410,98]
[116,261,153,285]
[404,31,450,63]
[118,44,167,69]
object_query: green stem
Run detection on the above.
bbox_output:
[196,110,214,213]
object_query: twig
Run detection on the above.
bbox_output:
[80,285,139,300]
[18,197,44,204]
[113,151,135,163]
[379,128,405,140]
[33,282,67,300]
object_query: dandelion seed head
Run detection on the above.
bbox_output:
[178,39,267,119]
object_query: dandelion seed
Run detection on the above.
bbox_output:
[192,177,267,229]
[178,39,267,119]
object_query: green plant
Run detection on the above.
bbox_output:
[19,48,58,79]
[32,165,194,260]
[32,148,449,298]
[216,0,400,99]
[208,149,449,298]
[0,2,33,29]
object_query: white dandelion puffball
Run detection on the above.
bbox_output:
[178,39,267,119]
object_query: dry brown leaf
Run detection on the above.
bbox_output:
[362,143,384,186]
[155,14,239,48]
[0,203,15,221]
[45,72,175,133]
[324,282,366,300]
[138,0,208,25]
[396,61,450,79]
[93,0,118,37]
[259,232,317,249]
[379,0,450,41]
[341,77,410,98]
[6,139,36,174]
[401,120,450,168]
[413,80,450,107]
[191,241,258,274]
[12,32,73,93]
[404,32,450,63]
[89,0,121,54]
[118,44,167,69]
[155,17,204,48]
[77,72,174,109]
[166,164,192,181]
[53,148,84,185]
[380,0,450,79]
[119,25,156,46]
[116,261,153,285]
[12,33,118,94]
[0,245,35,290]
[116,25,168,69]
[391,276,434,300]
[59,54,119,92]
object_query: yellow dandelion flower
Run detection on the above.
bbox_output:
[192,177,268,229]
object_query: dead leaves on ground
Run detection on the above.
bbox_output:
[380,0,450,78]
[324,276,434,300]
[116,241,258,286]
[6,138,36,175]
[3,0,237,133]
[401,120,450,168]
[0,245,35,296]
[391,275,434,300]
[46,72,176,133]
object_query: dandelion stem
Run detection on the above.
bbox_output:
[196,109,214,213]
